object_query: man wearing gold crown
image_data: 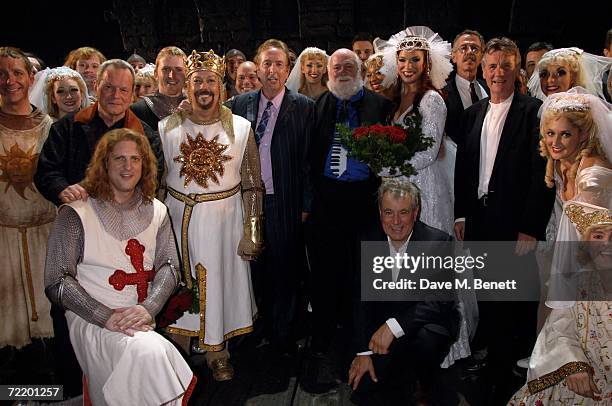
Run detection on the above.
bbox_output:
[159,49,262,381]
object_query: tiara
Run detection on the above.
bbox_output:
[565,204,612,234]
[543,47,583,60]
[45,66,83,84]
[545,94,590,112]
[185,50,225,79]
[396,36,430,52]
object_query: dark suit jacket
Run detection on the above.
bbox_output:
[231,88,314,235]
[454,92,555,241]
[444,71,489,146]
[354,221,459,353]
[311,89,393,182]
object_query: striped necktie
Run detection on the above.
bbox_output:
[255,101,274,145]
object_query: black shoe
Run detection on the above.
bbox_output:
[299,355,338,394]
[270,337,299,358]
[461,355,488,374]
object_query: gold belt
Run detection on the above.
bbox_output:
[168,185,241,288]
[1,217,55,322]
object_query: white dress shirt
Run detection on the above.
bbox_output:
[356,232,413,356]
[455,74,488,109]
[478,93,514,198]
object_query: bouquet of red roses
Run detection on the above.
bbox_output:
[157,284,196,328]
[338,111,433,177]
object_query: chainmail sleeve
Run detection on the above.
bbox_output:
[241,128,263,217]
[237,128,264,257]
[140,212,181,317]
[44,206,113,328]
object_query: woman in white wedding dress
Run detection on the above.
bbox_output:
[509,90,612,405]
[375,26,475,368]
[376,26,455,235]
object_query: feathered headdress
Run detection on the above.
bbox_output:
[374,26,453,90]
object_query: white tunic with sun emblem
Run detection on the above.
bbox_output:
[0,111,55,348]
[159,113,256,350]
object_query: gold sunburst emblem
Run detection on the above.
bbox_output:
[174,132,232,188]
[0,143,39,199]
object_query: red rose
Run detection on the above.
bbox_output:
[353,127,369,140]
[370,124,386,134]
[156,289,194,327]
[388,127,407,143]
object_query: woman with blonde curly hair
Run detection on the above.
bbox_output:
[363,51,399,101]
[528,47,611,101]
[509,89,611,404]
[133,64,157,102]
[510,91,611,405]
[539,90,610,199]
[44,67,89,120]
[29,66,90,121]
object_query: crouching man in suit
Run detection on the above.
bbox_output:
[348,179,460,405]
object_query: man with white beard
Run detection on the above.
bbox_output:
[302,48,393,393]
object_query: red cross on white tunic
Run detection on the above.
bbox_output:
[108,239,156,303]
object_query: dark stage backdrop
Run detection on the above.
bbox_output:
[1,0,608,68]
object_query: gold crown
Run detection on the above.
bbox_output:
[565,203,612,235]
[185,50,225,79]
[396,36,430,52]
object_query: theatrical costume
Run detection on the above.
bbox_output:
[160,105,262,350]
[44,193,195,406]
[510,199,612,406]
[130,92,185,131]
[509,300,611,405]
[393,90,453,235]
[0,107,54,348]
[509,89,612,406]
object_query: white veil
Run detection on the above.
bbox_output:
[542,87,612,160]
[527,47,612,102]
[286,47,329,93]
[543,88,612,309]
[29,66,91,114]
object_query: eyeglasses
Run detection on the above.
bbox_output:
[456,44,482,54]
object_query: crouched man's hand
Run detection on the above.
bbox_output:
[348,355,378,390]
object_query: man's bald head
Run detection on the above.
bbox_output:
[235,61,261,94]
[329,49,361,73]
[327,48,363,100]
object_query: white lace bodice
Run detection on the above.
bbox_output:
[391,90,454,234]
